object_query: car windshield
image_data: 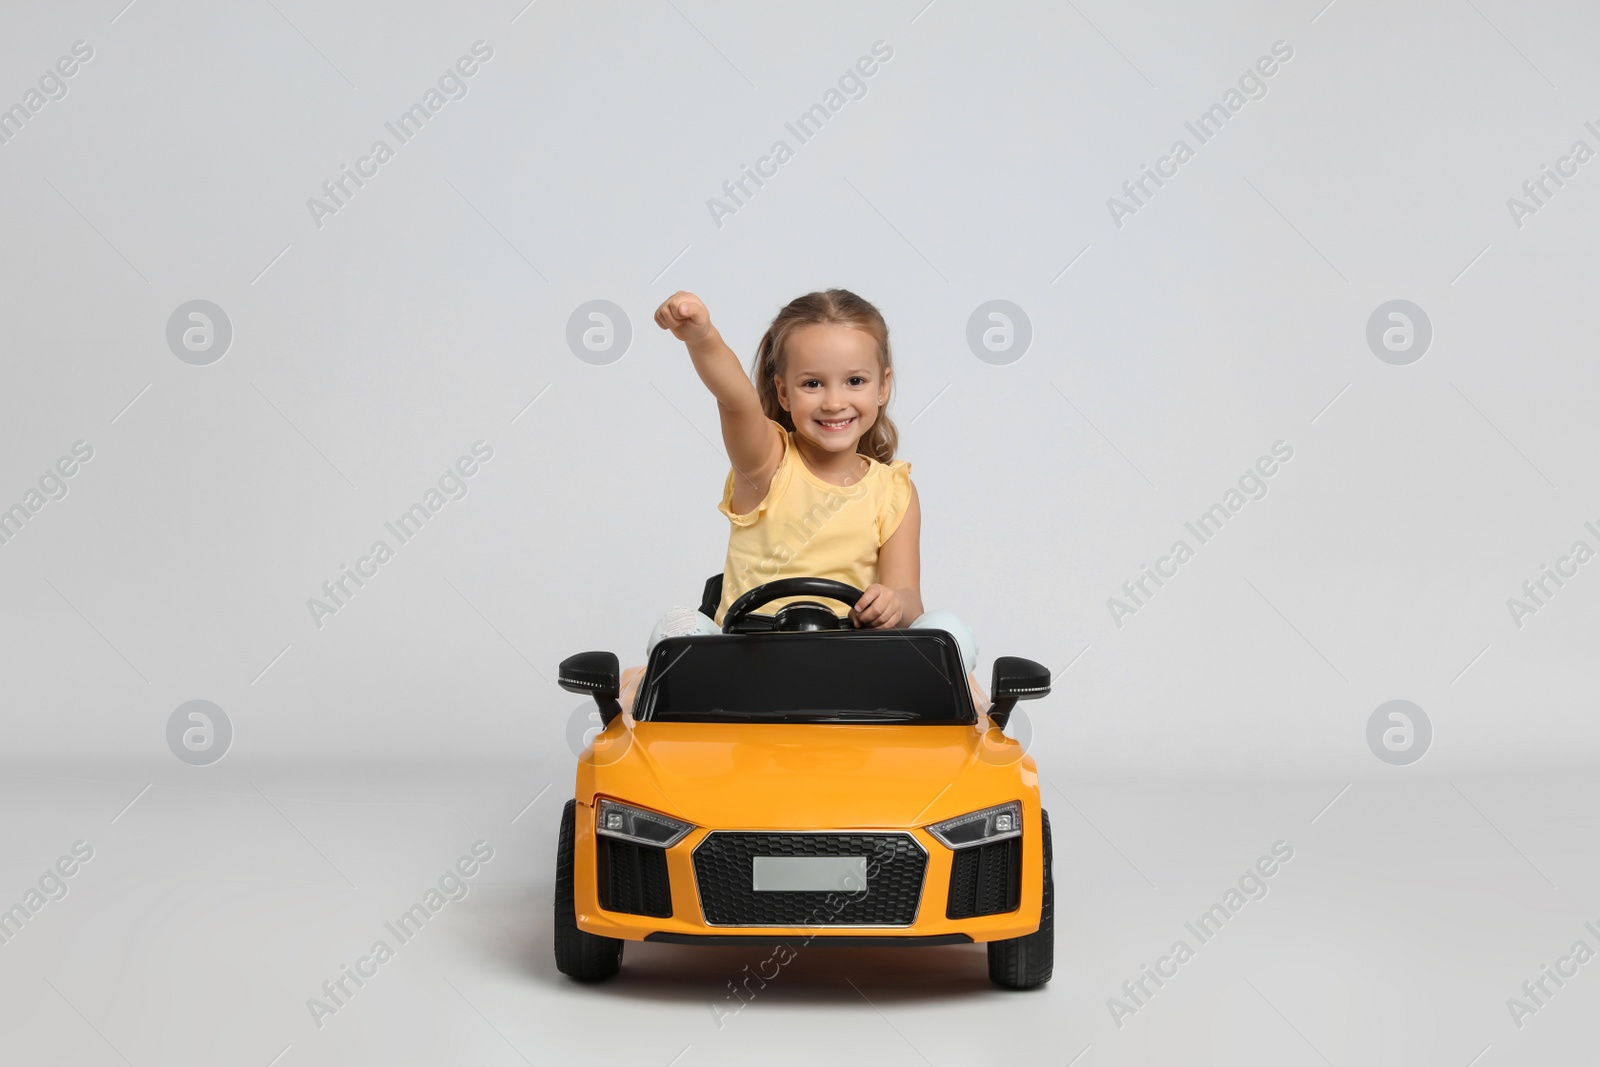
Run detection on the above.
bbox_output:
[636,632,975,725]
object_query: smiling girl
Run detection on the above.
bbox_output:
[646,288,976,672]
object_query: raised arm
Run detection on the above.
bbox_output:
[654,291,782,508]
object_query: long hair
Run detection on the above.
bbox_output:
[750,289,899,463]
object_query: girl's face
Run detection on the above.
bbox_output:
[774,323,890,456]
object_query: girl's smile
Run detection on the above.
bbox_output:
[775,323,891,470]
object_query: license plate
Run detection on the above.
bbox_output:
[751,855,868,892]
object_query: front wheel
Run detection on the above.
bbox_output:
[554,798,623,981]
[987,808,1053,989]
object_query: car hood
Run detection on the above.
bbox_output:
[584,720,1031,830]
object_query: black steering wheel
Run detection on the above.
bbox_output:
[720,577,866,634]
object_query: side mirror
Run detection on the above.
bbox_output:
[988,656,1050,731]
[559,651,622,727]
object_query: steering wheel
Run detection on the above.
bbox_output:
[720,577,866,634]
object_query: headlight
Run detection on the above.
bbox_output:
[927,801,1022,849]
[595,798,693,848]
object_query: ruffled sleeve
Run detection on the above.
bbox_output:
[717,421,791,526]
[876,460,913,545]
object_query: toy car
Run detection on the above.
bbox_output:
[553,576,1055,988]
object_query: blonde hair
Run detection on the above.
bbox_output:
[751,288,898,463]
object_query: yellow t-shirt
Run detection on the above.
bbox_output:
[714,422,912,624]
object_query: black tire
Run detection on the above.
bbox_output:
[554,798,623,981]
[987,808,1053,989]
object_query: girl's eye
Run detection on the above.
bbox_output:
[802,379,821,388]
[848,377,867,386]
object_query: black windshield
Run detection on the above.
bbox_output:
[636,631,975,724]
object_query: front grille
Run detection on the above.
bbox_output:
[692,832,926,926]
[597,837,673,917]
[945,837,1022,918]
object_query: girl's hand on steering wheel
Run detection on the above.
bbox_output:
[850,584,903,629]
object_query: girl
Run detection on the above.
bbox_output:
[643,287,977,675]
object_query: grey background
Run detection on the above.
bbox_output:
[3,0,1597,773]
[2,2,1597,1065]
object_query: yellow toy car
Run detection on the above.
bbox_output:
[553,577,1055,989]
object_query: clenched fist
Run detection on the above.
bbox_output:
[654,291,713,344]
